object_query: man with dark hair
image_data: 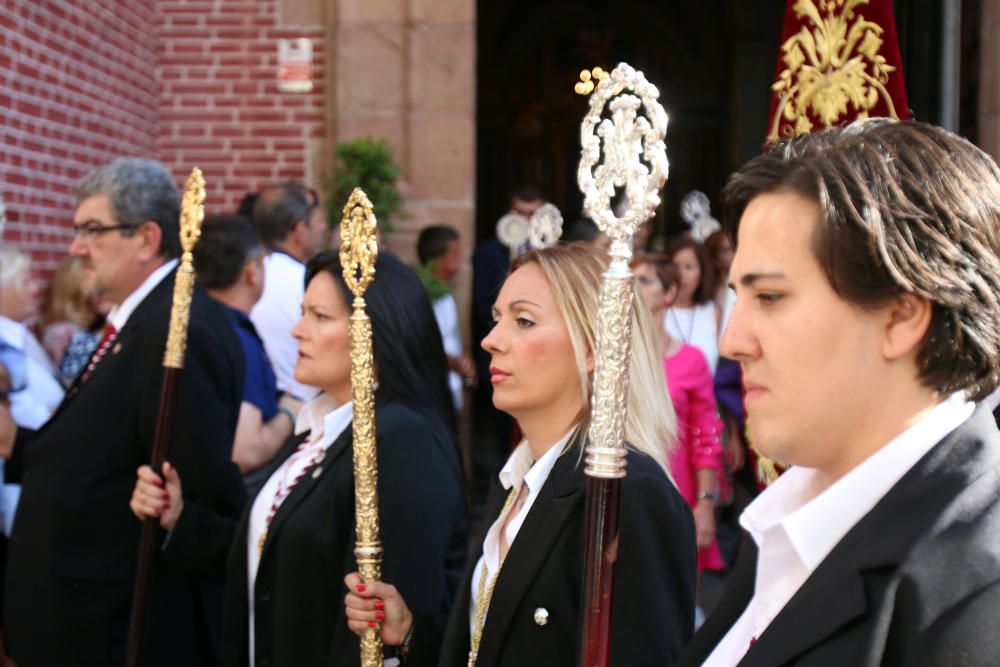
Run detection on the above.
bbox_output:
[681,120,1000,666]
[472,186,545,465]
[416,225,475,412]
[194,216,302,485]
[3,158,246,666]
[250,181,325,402]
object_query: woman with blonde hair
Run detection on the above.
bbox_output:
[344,243,696,666]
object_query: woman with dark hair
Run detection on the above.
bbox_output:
[665,237,722,373]
[343,244,696,666]
[130,251,467,667]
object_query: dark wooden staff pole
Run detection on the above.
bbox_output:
[125,167,205,667]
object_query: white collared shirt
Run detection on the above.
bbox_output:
[250,252,319,401]
[247,392,353,665]
[704,392,974,666]
[469,427,575,637]
[105,259,178,332]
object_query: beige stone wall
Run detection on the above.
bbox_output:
[982,0,1000,160]
[327,0,476,264]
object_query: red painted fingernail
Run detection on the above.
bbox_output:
[374,600,384,610]
[155,508,162,517]
[367,621,376,628]
[153,479,163,487]
[356,584,366,592]
[375,611,385,621]
[162,493,170,501]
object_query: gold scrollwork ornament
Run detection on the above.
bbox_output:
[339,187,383,667]
[163,167,205,370]
[769,0,900,142]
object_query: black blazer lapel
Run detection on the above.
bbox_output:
[740,568,869,667]
[257,426,353,561]
[59,269,175,409]
[678,544,757,666]
[738,407,999,666]
[440,473,510,665]
[475,449,585,664]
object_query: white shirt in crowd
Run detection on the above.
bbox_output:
[0,316,64,430]
[664,302,720,374]
[250,252,319,402]
[469,427,575,636]
[703,392,974,666]
[432,293,464,412]
[247,392,352,666]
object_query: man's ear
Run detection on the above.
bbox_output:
[243,259,262,290]
[136,221,163,262]
[882,293,933,361]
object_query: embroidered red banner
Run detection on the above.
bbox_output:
[765,0,910,145]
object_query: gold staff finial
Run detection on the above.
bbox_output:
[574,66,609,95]
[578,63,669,479]
[163,167,206,369]
[339,187,382,667]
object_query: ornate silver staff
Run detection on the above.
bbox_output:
[339,187,382,667]
[576,63,669,667]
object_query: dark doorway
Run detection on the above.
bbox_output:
[476,0,786,245]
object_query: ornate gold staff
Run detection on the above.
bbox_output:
[575,63,669,667]
[339,187,382,667]
[126,167,206,667]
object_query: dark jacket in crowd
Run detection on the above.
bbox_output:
[677,406,1000,667]
[438,444,696,667]
[5,271,246,667]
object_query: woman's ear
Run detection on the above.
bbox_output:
[585,346,596,374]
[664,283,679,307]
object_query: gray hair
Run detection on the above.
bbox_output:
[0,247,30,288]
[76,158,181,258]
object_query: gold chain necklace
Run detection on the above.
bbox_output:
[468,486,519,667]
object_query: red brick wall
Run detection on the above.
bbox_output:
[157,0,327,216]
[0,0,159,275]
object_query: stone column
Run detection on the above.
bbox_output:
[981,0,1000,160]
[328,0,476,266]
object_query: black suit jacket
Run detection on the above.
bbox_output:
[222,400,468,667]
[4,271,247,667]
[438,445,696,667]
[678,406,1000,667]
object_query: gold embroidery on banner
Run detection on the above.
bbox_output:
[768,0,900,143]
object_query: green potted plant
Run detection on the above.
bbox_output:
[322,137,405,234]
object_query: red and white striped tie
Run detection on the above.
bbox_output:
[81,323,118,382]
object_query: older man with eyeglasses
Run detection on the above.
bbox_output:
[2,157,247,667]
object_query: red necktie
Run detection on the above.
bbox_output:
[81,323,118,382]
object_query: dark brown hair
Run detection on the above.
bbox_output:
[630,253,679,292]
[666,236,715,305]
[721,119,1000,400]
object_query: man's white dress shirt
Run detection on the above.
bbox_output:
[703,392,974,666]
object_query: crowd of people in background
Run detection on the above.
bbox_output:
[1,119,1000,666]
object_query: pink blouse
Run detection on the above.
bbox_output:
[663,344,725,571]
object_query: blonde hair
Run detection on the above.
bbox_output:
[43,256,95,329]
[510,243,677,475]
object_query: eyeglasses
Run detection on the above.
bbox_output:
[72,222,140,239]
